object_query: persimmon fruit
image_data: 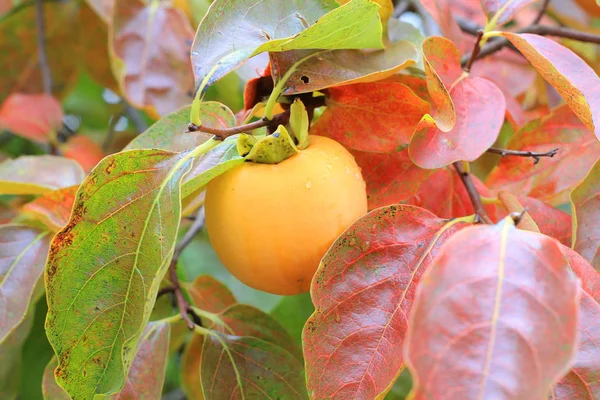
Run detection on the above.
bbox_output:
[205,135,368,295]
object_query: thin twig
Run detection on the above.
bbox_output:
[166,207,206,330]
[35,0,51,95]
[464,30,484,72]
[460,22,600,66]
[453,162,493,224]
[532,0,550,25]
[102,113,123,153]
[487,147,558,164]
[124,103,149,133]
[188,110,290,140]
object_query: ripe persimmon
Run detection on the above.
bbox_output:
[205,135,368,295]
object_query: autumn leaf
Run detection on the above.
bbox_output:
[79,4,119,93]
[21,186,78,232]
[351,149,498,218]
[500,33,600,140]
[201,333,308,399]
[515,195,572,247]
[486,104,600,206]
[419,0,471,53]
[0,156,85,195]
[270,41,418,96]
[0,1,79,99]
[571,157,600,270]
[125,102,234,152]
[0,93,63,143]
[310,77,430,153]
[553,247,600,399]
[0,225,50,344]
[481,0,540,25]
[183,275,237,314]
[110,0,195,117]
[303,205,472,399]
[191,0,383,95]
[45,150,194,399]
[409,75,505,169]
[43,321,171,400]
[60,135,106,173]
[404,218,580,399]
[183,302,302,399]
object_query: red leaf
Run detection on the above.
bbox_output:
[310,77,430,152]
[183,275,236,314]
[303,205,472,399]
[518,196,572,247]
[571,157,600,270]
[352,149,497,219]
[110,0,195,116]
[61,136,106,173]
[0,93,63,143]
[21,186,78,232]
[486,104,600,205]
[405,219,580,399]
[501,33,600,140]
[554,247,600,399]
[409,76,505,169]
[419,0,471,53]
[480,0,540,24]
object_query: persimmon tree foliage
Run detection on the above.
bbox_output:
[2,0,600,399]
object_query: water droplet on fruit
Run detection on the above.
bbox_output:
[345,166,351,174]
[306,180,312,188]
[355,172,361,180]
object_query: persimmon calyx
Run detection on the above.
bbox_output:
[237,125,300,164]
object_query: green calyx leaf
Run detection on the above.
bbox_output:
[289,98,310,150]
[238,126,299,164]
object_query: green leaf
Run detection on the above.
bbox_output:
[181,136,244,198]
[125,102,235,152]
[44,149,194,399]
[201,333,309,399]
[0,156,85,195]
[0,224,50,343]
[192,0,383,94]
[43,321,171,400]
[289,98,310,149]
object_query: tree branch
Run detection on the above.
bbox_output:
[188,109,290,140]
[532,0,550,25]
[464,30,484,73]
[165,207,206,330]
[460,21,600,66]
[453,161,493,224]
[35,0,51,95]
[487,147,558,164]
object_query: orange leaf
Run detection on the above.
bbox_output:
[21,186,78,232]
[0,93,63,143]
[486,104,600,205]
[310,77,430,152]
[501,33,600,140]
[61,135,105,173]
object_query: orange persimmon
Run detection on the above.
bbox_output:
[205,135,368,295]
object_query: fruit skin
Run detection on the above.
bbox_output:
[205,135,368,295]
